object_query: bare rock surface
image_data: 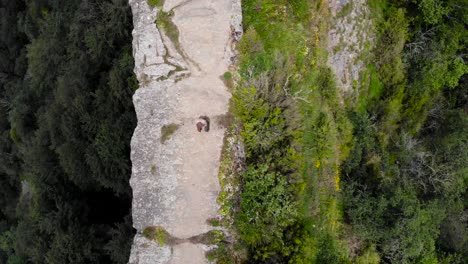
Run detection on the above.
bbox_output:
[129,234,172,264]
[327,0,374,92]
[128,0,242,263]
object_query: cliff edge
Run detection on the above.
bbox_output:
[128,0,242,263]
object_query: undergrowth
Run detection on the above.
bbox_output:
[342,0,467,263]
[219,0,466,263]
[230,0,353,262]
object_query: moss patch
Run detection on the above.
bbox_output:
[147,0,164,8]
[150,164,157,174]
[155,10,200,70]
[189,230,225,245]
[160,123,179,143]
[156,11,181,55]
[143,226,177,246]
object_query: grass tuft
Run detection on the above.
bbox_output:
[147,0,164,8]
[221,72,235,91]
[207,218,221,227]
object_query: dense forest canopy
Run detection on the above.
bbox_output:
[341,0,467,262]
[0,0,137,263]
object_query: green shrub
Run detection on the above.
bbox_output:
[232,1,352,262]
[417,0,449,24]
[206,218,221,227]
[356,245,380,264]
[223,72,232,80]
[314,233,350,264]
[236,165,297,259]
[375,8,407,88]
[221,72,234,91]
[317,67,339,109]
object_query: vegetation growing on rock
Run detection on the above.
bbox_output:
[147,0,164,8]
[143,226,175,246]
[160,123,180,143]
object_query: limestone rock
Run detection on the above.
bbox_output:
[231,0,243,41]
[128,234,171,264]
[327,0,374,93]
[128,0,242,263]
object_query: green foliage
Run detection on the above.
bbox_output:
[105,216,135,264]
[237,165,297,256]
[147,0,164,8]
[207,218,221,227]
[206,242,240,264]
[356,65,384,112]
[237,27,265,66]
[232,1,353,262]
[375,7,407,79]
[344,89,467,262]
[342,0,467,262]
[356,245,380,264]
[0,0,137,262]
[221,72,234,91]
[233,1,352,263]
[416,0,450,24]
[314,232,350,264]
[223,72,232,80]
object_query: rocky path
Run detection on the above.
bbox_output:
[128,0,242,263]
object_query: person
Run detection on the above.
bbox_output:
[196,116,210,132]
[196,119,206,132]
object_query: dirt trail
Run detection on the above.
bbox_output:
[167,0,233,262]
[128,0,241,263]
